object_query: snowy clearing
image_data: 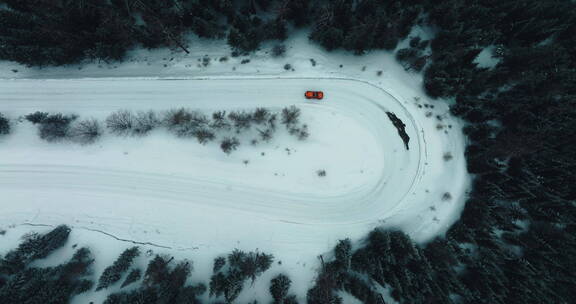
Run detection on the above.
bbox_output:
[1,77,418,229]
[0,30,469,302]
[0,76,468,297]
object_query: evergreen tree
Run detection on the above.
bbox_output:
[0,113,10,135]
[0,245,94,304]
[334,239,352,270]
[121,269,142,288]
[1,225,71,274]
[96,246,140,290]
[269,273,291,304]
[213,256,226,273]
[210,249,274,303]
[144,255,172,287]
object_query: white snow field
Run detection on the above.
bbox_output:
[0,29,469,303]
[0,77,423,241]
[0,77,467,301]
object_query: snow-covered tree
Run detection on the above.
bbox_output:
[96,247,140,290]
[120,269,141,288]
[269,274,292,303]
[0,113,10,135]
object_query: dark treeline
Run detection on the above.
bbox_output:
[0,225,94,303]
[0,0,420,65]
[0,0,289,65]
[305,0,576,303]
[1,0,575,303]
[426,0,576,302]
[0,226,279,304]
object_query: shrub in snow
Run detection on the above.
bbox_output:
[38,113,77,142]
[267,113,278,130]
[165,109,209,137]
[283,63,292,70]
[106,110,135,135]
[396,48,427,72]
[289,124,309,140]
[271,44,286,57]
[69,118,102,144]
[187,111,209,129]
[164,108,192,129]
[258,128,273,142]
[105,110,159,136]
[220,137,240,154]
[252,107,270,124]
[202,56,210,67]
[172,122,196,137]
[133,110,159,135]
[0,113,10,135]
[192,128,215,144]
[396,48,419,63]
[96,246,140,290]
[210,111,231,130]
[25,111,49,124]
[269,274,292,304]
[317,169,326,177]
[281,106,300,126]
[298,124,310,140]
[228,111,252,132]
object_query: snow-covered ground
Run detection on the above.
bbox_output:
[0,30,469,303]
[473,46,500,69]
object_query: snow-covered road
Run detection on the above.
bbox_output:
[0,78,465,260]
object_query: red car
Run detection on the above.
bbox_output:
[305,91,324,100]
